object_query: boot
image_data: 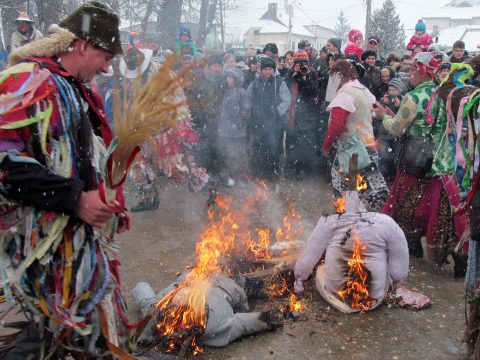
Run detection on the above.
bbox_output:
[453,252,468,279]
[404,230,423,258]
[131,202,149,212]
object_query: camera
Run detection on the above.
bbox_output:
[301,65,308,74]
[388,95,396,104]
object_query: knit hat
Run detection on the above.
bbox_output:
[348,28,363,43]
[260,56,276,70]
[293,50,309,64]
[388,76,409,95]
[361,49,377,61]
[207,54,223,66]
[15,11,34,23]
[59,1,122,55]
[415,19,426,32]
[263,43,278,55]
[327,37,342,50]
[179,25,191,40]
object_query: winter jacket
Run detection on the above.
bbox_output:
[190,69,225,134]
[10,28,43,50]
[286,69,319,131]
[294,191,409,306]
[361,63,382,100]
[406,33,433,53]
[218,68,251,138]
[247,74,291,134]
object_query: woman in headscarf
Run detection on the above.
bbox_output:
[322,60,389,211]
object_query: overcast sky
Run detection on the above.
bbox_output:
[225,0,451,40]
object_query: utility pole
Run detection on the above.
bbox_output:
[286,0,294,51]
[365,0,372,38]
[220,0,225,50]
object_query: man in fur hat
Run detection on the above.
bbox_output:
[0,2,134,358]
[10,11,43,50]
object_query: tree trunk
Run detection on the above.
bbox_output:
[365,0,372,40]
[196,0,218,49]
[34,0,64,34]
[157,0,182,50]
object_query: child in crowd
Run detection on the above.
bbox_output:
[174,25,199,59]
[217,68,251,186]
[344,28,364,62]
[407,19,433,56]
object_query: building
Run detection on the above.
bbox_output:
[423,0,480,52]
[243,3,334,55]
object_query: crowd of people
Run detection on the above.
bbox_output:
[2,3,480,357]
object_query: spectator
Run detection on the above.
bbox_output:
[366,35,385,66]
[407,19,433,56]
[10,11,43,51]
[344,28,364,62]
[386,53,401,67]
[450,40,471,63]
[174,25,199,59]
[263,43,278,57]
[439,63,451,79]
[361,49,382,99]
[247,57,291,189]
[223,52,236,70]
[285,50,320,179]
[190,54,225,176]
[217,68,251,187]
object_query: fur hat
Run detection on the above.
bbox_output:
[361,49,377,61]
[59,1,122,55]
[263,43,278,55]
[260,56,276,70]
[415,19,426,32]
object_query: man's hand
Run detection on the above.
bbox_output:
[373,103,394,119]
[117,210,132,233]
[75,190,115,228]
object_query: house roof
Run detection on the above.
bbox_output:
[435,25,480,51]
[247,2,316,38]
[425,1,480,19]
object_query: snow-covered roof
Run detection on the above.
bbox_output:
[246,2,316,38]
[425,3,480,19]
[435,25,480,51]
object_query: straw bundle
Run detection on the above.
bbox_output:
[109,55,185,187]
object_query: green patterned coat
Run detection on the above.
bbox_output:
[383,80,454,176]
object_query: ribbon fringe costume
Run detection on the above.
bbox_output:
[0,57,134,352]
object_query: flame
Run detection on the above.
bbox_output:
[333,195,346,214]
[356,174,368,191]
[337,229,374,311]
[155,180,303,355]
[289,294,303,312]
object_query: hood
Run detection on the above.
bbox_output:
[225,67,244,86]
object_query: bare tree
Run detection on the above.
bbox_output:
[196,0,218,48]
[156,0,182,50]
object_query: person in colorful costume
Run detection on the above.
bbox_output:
[0,2,137,357]
[374,52,469,272]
